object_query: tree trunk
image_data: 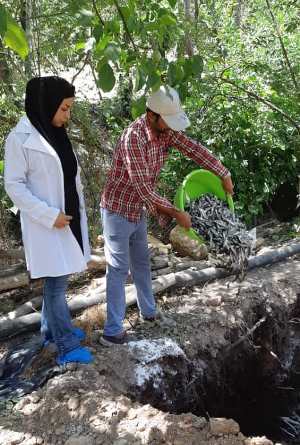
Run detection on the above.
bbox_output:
[0,272,29,292]
[183,0,194,56]
[0,40,10,84]
[20,0,33,78]
[234,0,244,28]
[194,0,199,20]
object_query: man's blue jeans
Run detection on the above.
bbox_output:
[101,208,156,336]
[41,275,80,356]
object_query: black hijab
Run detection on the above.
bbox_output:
[25,76,75,153]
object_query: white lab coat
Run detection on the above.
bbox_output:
[4,115,91,278]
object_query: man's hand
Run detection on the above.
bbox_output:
[53,212,73,228]
[175,211,192,229]
[222,175,234,195]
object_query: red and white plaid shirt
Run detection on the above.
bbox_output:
[101,115,229,223]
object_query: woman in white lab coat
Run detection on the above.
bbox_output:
[4,76,93,365]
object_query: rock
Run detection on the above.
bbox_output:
[143,426,165,443]
[112,439,128,445]
[0,430,24,445]
[21,438,39,445]
[173,439,187,445]
[14,397,28,411]
[209,418,240,435]
[29,392,41,404]
[191,292,202,298]
[22,403,39,415]
[255,237,265,250]
[127,409,137,420]
[207,295,222,306]
[96,235,104,247]
[55,426,65,435]
[170,225,208,260]
[67,397,80,411]
[193,417,207,429]
[148,235,171,255]
[244,438,273,445]
[65,436,92,445]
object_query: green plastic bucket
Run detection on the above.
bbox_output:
[174,169,234,243]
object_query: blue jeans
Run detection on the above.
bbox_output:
[101,208,156,336]
[41,275,80,356]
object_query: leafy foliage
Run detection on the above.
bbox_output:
[0,0,300,243]
[0,6,29,59]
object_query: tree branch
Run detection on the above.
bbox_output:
[89,61,103,101]
[22,10,68,20]
[221,77,300,134]
[71,52,91,84]
[112,0,138,53]
[265,0,299,91]
[92,0,105,26]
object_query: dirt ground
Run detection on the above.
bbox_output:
[1,222,300,445]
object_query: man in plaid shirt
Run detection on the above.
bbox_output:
[100,86,233,346]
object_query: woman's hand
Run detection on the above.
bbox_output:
[222,174,234,195]
[53,212,73,228]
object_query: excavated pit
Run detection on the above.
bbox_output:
[115,280,300,445]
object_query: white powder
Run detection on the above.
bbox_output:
[128,338,185,364]
[128,338,185,387]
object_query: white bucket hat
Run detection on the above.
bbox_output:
[146,85,190,131]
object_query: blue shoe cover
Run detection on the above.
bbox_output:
[72,327,86,341]
[56,346,93,365]
[43,326,86,347]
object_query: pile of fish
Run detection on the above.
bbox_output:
[186,194,253,272]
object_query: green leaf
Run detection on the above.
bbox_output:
[167,62,184,86]
[131,96,146,119]
[183,58,194,78]
[79,8,93,17]
[127,0,136,14]
[178,84,188,102]
[140,58,155,74]
[134,67,146,92]
[167,0,177,7]
[93,23,104,42]
[190,54,203,75]
[147,71,161,90]
[4,16,29,59]
[97,63,115,92]
[76,9,94,26]
[0,160,4,174]
[96,34,111,53]
[105,19,120,35]
[160,14,177,27]
[75,41,86,51]
[0,6,7,37]
[120,6,131,21]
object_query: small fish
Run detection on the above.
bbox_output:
[187,194,253,275]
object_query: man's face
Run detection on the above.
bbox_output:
[148,111,170,134]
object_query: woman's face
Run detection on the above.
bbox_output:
[51,97,74,127]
